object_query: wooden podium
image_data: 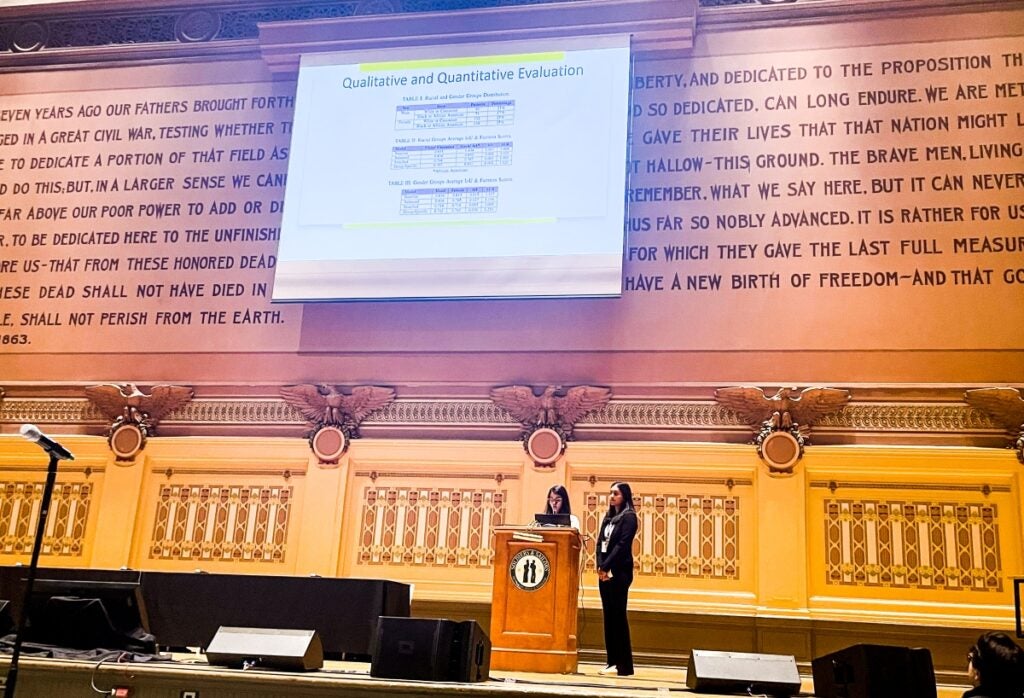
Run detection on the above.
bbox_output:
[490,525,582,673]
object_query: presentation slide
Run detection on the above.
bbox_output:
[272,35,632,301]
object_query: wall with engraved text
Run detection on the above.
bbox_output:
[0,7,1021,385]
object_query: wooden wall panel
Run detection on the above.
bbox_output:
[1,436,1019,634]
[0,440,110,568]
[805,446,1021,627]
[126,438,311,575]
[337,440,525,601]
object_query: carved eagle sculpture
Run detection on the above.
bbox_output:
[715,386,851,431]
[966,387,1024,463]
[84,383,194,430]
[965,387,1024,432]
[489,385,611,434]
[279,384,395,432]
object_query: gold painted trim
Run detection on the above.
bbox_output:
[148,468,305,477]
[352,471,519,480]
[571,475,752,487]
[0,465,103,475]
[810,480,1011,493]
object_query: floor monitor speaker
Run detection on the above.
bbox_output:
[812,644,936,698]
[205,626,323,671]
[370,616,490,682]
[686,649,801,697]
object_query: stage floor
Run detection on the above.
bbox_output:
[1,655,973,697]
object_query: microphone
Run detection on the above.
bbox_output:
[19,424,75,461]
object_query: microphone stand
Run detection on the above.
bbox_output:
[4,452,59,698]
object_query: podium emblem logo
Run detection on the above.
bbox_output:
[509,548,551,591]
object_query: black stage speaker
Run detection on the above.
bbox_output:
[370,616,490,682]
[686,649,801,697]
[812,644,936,698]
[205,626,323,671]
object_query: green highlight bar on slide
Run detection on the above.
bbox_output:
[360,53,565,71]
[343,218,556,229]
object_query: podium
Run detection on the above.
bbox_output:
[490,525,582,673]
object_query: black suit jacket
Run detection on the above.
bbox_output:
[596,509,638,574]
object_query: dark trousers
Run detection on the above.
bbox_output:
[598,569,634,675]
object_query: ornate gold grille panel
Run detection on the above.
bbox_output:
[824,499,1002,591]
[0,481,91,557]
[581,491,740,580]
[356,487,504,568]
[149,484,291,563]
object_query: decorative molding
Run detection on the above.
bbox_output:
[258,0,697,73]
[365,399,513,425]
[822,499,1003,592]
[0,0,705,58]
[0,481,92,557]
[0,465,102,475]
[586,401,741,427]
[0,396,1009,438]
[572,475,752,487]
[1,398,98,424]
[353,485,504,568]
[149,468,303,478]
[149,483,292,562]
[815,404,999,432]
[175,10,223,43]
[811,481,1010,494]
[172,399,297,424]
[0,0,996,67]
[352,470,518,480]
[580,488,742,580]
[696,0,1013,33]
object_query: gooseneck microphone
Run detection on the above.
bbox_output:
[6,425,68,698]
[19,424,75,461]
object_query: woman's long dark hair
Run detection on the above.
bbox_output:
[971,631,1024,697]
[545,485,572,515]
[605,481,635,518]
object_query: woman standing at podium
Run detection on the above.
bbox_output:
[596,481,637,677]
[544,485,581,530]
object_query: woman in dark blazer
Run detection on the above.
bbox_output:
[596,481,638,677]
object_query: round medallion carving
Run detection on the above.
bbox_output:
[760,430,801,471]
[12,22,48,53]
[110,423,145,460]
[526,427,564,466]
[175,10,221,43]
[312,425,348,465]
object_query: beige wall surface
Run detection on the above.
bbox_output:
[0,0,1021,386]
